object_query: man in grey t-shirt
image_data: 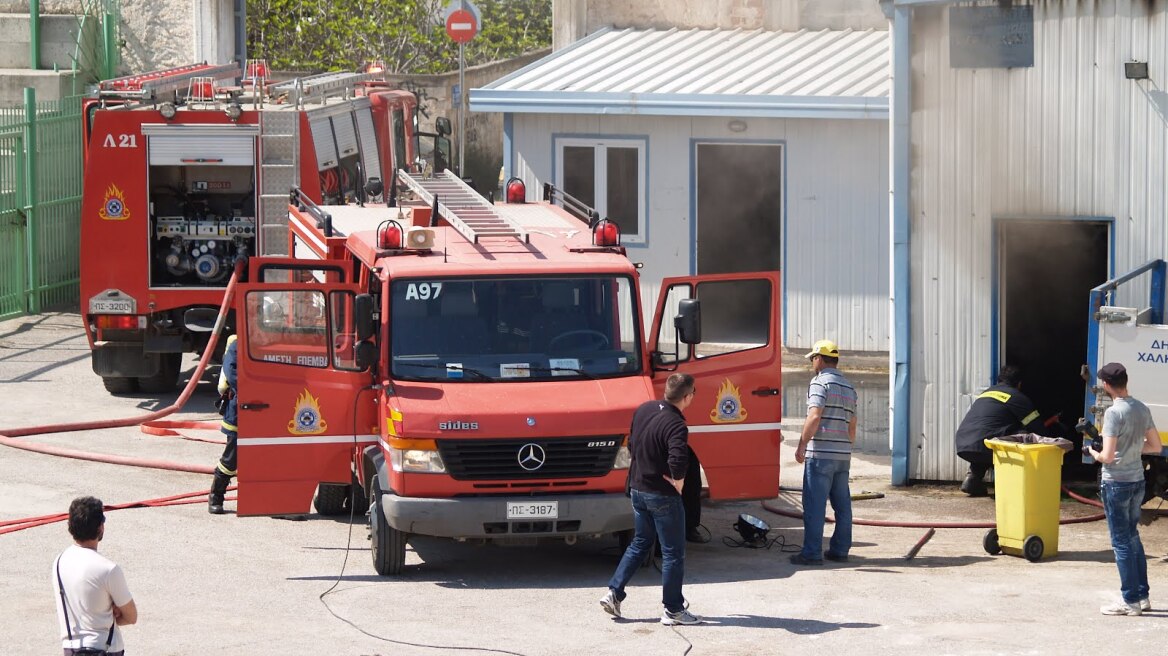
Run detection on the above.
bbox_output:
[1084,362,1162,616]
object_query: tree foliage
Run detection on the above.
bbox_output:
[246,0,551,73]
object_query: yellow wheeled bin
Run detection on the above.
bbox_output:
[981,439,1063,562]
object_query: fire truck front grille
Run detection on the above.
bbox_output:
[437,437,622,480]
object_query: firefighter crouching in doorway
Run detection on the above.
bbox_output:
[209,334,238,514]
[954,365,1046,497]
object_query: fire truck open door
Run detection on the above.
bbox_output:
[649,272,782,500]
[234,257,378,516]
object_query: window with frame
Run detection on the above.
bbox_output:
[555,138,646,243]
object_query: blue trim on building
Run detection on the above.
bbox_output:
[502,113,513,183]
[471,91,889,120]
[890,4,912,486]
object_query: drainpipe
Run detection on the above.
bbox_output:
[29,0,40,70]
[889,2,912,485]
[101,1,117,79]
[24,87,40,314]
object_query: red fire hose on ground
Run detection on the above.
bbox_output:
[0,268,241,534]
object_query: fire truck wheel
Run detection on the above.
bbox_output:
[370,481,407,576]
[313,483,349,515]
[137,353,181,393]
[101,376,138,395]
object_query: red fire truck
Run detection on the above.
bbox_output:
[233,172,783,574]
[80,62,450,394]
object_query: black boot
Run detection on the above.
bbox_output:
[208,470,231,514]
[960,471,988,497]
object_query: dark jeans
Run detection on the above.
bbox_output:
[608,489,686,612]
[1101,479,1150,604]
[800,457,852,560]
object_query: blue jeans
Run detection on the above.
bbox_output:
[1100,479,1150,604]
[800,457,852,560]
[607,489,686,612]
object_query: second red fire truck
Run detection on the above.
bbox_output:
[80,62,450,394]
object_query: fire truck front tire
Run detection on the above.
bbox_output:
[101,376,138,395]
[137,353,181,393]
[370,480,407,576]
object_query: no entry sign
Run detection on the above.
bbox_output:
[446,8,478,43]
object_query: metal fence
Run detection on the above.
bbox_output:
[0,90,83,320]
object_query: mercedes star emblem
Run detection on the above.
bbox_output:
[517,443,547,471]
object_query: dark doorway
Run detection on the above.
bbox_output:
[696,143,782,274]
[695,143,782,343]
[997,219,1109,460]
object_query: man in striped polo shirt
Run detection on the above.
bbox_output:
[791,339,858,566]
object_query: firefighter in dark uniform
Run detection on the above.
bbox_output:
[954,364,1045,496]
[208,333,238,514]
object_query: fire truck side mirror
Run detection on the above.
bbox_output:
[435,116,452,136]
[354,340,377,371]
[355,294,375,341]
[675,299,702,345]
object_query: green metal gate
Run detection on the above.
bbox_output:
[0,90,83,320]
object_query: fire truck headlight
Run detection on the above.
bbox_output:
[159,102,177,120]
[390,448,446,473]
[225,103,243,122]
[612,444,631,470]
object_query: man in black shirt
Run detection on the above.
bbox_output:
[955,365,1045,496]
[600,373,702,625]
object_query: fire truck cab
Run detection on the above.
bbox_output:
[232,173,784,574]
[79,62,449,394]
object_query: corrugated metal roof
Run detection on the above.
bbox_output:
[471,27,890,120]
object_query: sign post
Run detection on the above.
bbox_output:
[445,1,479,177]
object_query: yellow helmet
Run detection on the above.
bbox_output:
[805,339,840,360]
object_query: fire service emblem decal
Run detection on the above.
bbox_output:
[288,389,328,435]
[709,378,748,424]
[99,184,130,221]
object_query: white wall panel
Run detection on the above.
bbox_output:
[909,1,1168,480]
[511,113,889,353]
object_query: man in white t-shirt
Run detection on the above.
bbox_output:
[52,496,137,654]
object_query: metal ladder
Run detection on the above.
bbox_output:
[268,71,380,106]
[258,111,299,256]
[397,170,529,244]
[99,63,240,99]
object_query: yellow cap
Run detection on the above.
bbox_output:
[805,339,840,360]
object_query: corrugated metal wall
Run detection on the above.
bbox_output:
[508,112,889,353]
[909,1,1168,480]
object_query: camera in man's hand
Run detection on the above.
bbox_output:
[1075,418,1102,453]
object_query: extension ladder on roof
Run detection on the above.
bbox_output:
[396,170,529,244]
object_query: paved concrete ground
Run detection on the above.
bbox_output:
[2,312,1167,655]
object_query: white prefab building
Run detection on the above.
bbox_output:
[471,27,891,354]
[888,0,1168,482]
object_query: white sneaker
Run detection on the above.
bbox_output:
[1139,598,1151,612]
[1100,600,1142,616]
[661,608,702,625]
[600,589,621,618]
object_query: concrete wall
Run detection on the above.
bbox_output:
[507,113,889,352]
[0,0,235,76]
[552,0,886,49]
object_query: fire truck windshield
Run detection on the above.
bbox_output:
[390,276,641,382]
